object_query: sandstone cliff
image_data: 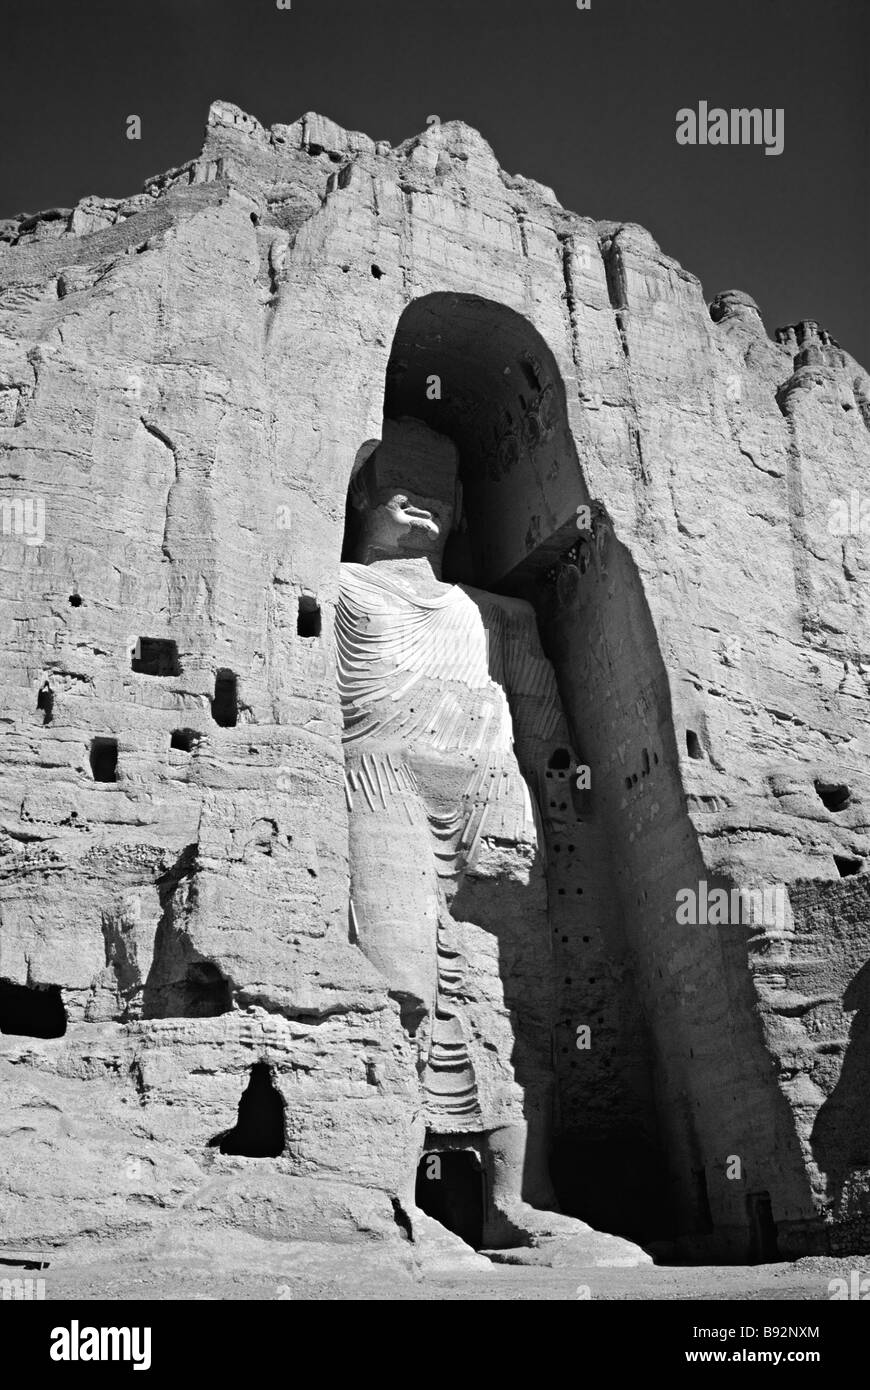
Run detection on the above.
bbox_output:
[1,101,869,1266]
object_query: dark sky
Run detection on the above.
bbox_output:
[3,0,869,363]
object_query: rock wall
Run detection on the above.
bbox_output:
[1,99,869,1260]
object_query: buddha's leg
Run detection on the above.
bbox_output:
[451,835,559,1224]
[347,760,438,1032]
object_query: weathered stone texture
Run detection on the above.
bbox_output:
[1,99,869,1264]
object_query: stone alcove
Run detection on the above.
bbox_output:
[336,288,820,1260]
[415,1142,487,1250]
[339,291,672,1248]
[378,291,587,589]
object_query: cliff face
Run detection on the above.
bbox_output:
[1,100,869,1264]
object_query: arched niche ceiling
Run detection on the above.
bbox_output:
[383,293,587,591]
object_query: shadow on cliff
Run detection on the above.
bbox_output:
[536,528,822,1261]
[445,581,669,1249]
[141,846,233,1020]
[810,958,870,1217]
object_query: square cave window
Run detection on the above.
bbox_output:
[0,980,66,1039]
[170,729,201,753]
[89,736,118,783]
[131,637,180,677]
[297,596,321,639]
[686,729,704,760]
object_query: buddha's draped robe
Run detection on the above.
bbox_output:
[337,561,571,1122]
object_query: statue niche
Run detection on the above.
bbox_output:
[336,415,589,1244]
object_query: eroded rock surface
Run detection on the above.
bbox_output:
[1,100,869,1273]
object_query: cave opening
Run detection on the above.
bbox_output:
[89,736,118,782]
[815,780,850,812]
[210,1062,285,1157]
[548,747,572,771]
[685,729,704,760]
[36,681,54,725]
[550,1133,673,1246]
[131,637,180,677]
[181,961,233,1017]
[746,1191,779,1263]
[0,980,67,1039]
[415,1148,485,1249]
[170,728,200,753]
[297,595,321,638]
[834,854,862,878]
[211,669,239,728]
[378,291,588,591]
[141,929,233,1020]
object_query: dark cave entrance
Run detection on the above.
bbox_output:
[211,669,239,728]
[415,1148,485,1249]
[297,594,322,638]
[131,636,181,677]
[746,1191,779,1264]
[89,736,118,782]
[36,680,54,725]
[179,961,232,1018]
[210,1062,285,1157]
[142,952,233,1021]
[550,1134,673,1247]
[0,981,67,1038]
[170,728,201,753]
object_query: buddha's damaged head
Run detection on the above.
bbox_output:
[349,418,461,568]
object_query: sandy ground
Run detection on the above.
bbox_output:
[3,1230,866,1301]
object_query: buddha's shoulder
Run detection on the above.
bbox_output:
[459,584,537,624]
[340,563,462,605]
